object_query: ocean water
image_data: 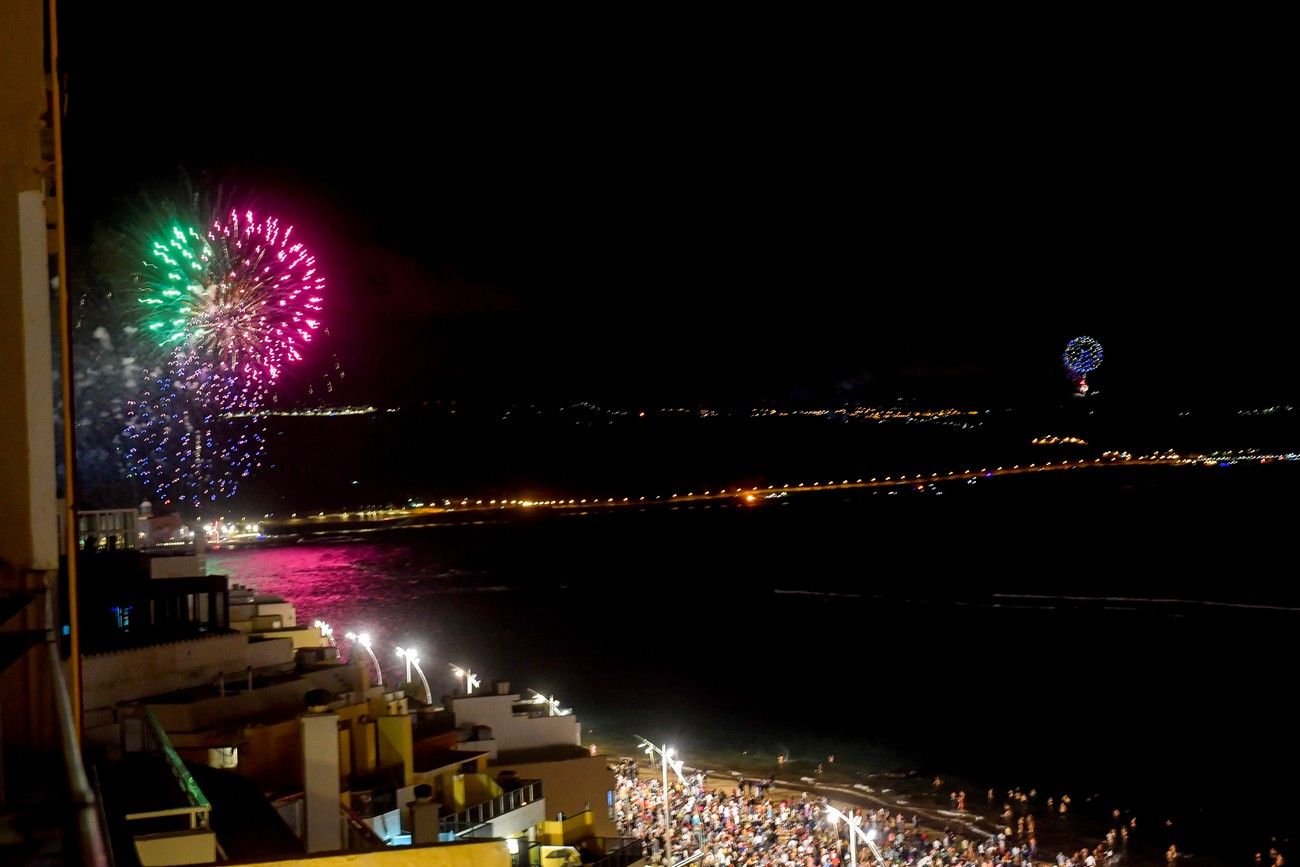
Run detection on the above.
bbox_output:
[207,463,1298,865]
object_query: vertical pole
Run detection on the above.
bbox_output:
[662,746,670,865]
[48,0,81,742]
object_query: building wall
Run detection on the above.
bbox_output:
[82,633,296,714]
[229,601,296,628]
[170,698,369,793]
[455,739,499,760]
[132,828,217,867]
[150,555,206,579]
[493,756,617,838]
[0,0,56,577]
[482,798,546,839]
[234,838,509,867]
[537,811,597,846]
[0,0,59,754]
[446,694,581,757]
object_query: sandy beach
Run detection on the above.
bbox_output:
[620,747,1148,867]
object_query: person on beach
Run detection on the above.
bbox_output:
[612,756,1148,867]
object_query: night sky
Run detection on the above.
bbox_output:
[59,8,1291,407]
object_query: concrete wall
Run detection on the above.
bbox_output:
[446,694,581,757]
[0,0,59,754]
[229,601,296,628]
[133,828,217,866]
[234,838,509,867]
[0,0,57,578]
[538,811,597,846]
[493,756,617,838]
[150,555,206,579]
[228,621,326,650]
[455,738,500,760]
[150,664,363,732]
[170,697,368,793]
[482,798,546,839]
[82,633,296,713]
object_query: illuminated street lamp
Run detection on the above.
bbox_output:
[528,689,562,716]
[344,631,382,686]
[825,803,883,867]
[636,736,686,865]
[450,663,480,695]
[395,646,418,683]
[313,620,335,647]
[397,647,431,704]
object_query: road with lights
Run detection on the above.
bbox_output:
[257,449,1295,534]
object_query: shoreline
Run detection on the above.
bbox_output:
[604,734,1215,867]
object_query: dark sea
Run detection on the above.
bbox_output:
[206,461,1299,867]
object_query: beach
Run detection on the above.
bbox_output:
[612,740,1178,867]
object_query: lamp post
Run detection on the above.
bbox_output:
[397,647,431,704]
[345,631,382,686]
[528,689,562,716]
[636,736,685,865]
[450,663,480,695]
[825,803,882,867]
[395,646,417,684]
[313,620,335,647]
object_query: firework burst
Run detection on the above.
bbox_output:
[122,365,267,508]
[137,207,326,409]
[120,195,332,509]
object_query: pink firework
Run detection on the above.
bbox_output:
[173,208,326,410]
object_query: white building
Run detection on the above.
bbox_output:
[445,682,581,760]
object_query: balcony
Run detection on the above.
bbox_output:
[438,780,543,838]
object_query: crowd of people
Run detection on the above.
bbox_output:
[612,759,1102,867]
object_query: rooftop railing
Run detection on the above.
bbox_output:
[438,780,542,836]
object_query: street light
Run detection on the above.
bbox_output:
[449,663,480,695]
[527,689,562,716]
[395,646,418,683]
[344,631,383,686]
[825,803,883,867]
[313,620,335,647]
[636,736,685,865]
[396,646,431,704]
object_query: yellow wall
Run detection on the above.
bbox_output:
[461,773,502,806]
[236,839,509,867]
[133,829,217,867]
[238,716,304,792]
[0,0,58,755]
[377,714,414,786]
[352,719,377,775]
[170,701,372,794]
[537,811,595,846]
[492,756,617,838]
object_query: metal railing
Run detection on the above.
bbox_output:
[589,837,644,867]
[439,780,542,836]
[341,802,388,851]
[46,580,111,867]
[523,837,644,867]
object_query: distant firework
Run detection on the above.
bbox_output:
[1063,336,1103,375]
[137,208,325,410]
[122,368,266,508]
[1063,336,1103,395]
[122,197,332,509]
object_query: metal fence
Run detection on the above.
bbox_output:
[438,780,543,836]
[588,837,644,867]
